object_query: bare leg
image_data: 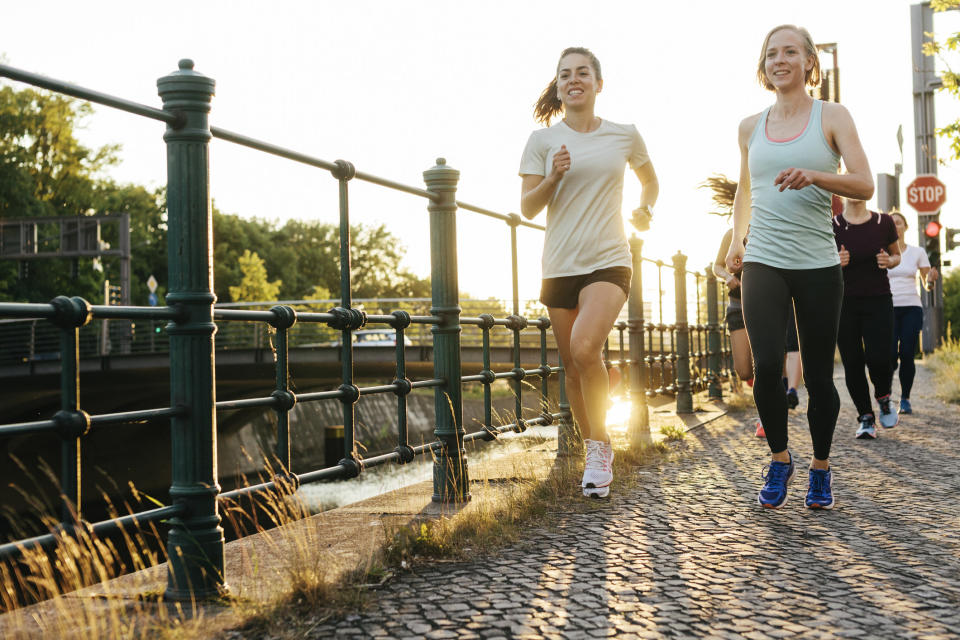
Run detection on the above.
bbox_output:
[569,282,628,442]
[547,306,589,438]
[785,351,802,389]
[730,328,753,381]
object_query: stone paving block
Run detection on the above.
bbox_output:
[267,366,960,640]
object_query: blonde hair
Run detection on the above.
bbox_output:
[757,24,821,91]
[891,211,908,229]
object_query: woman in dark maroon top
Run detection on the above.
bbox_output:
[833,198,901,438]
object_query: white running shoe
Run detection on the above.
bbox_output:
[582,439,613,498]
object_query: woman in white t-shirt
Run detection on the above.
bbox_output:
[519,46,659,499]
[887,211,938,414]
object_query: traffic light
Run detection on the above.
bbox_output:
[922,216,942,267]
[947,227,960,252]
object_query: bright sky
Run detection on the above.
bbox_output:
[3,0,960,301]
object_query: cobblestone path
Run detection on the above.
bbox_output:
[313,364,960,639]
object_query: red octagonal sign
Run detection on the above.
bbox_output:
[906,174,947,214]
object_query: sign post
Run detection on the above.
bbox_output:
[905,174,946,352]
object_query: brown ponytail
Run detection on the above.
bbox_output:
[532,46,602,126]
[534,78,563,125]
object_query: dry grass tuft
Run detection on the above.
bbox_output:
[927,335,960,404]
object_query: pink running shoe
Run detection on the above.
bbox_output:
[755,420,766,438]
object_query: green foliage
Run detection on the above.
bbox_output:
[213,212,430,303]
[944,267,960,337]
[927,1,960,161]
[0,83,426,306]
[229,250,282,302]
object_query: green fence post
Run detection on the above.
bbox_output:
[705,265,723,400]
[628,236,650,446]
[673,252,693,413]
[157,59,224,600]
[424,158,469,503]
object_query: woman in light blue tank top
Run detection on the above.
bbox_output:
[724,25,874,511]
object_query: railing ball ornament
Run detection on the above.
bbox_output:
[506,213,522,228]
[338,383,360,405]
[394,444,416,464]
[505,314,528,331]
[50,295,92,329]
[270,389,297,412]
[327,307,367,331]
[53,409,91,439]
[331,159,356,181]
[514,418,527,433]
[392,378,412,396]
[481,426,498,441]
[269,305,297,329]
[539,411,554,425]
[477,313,496,330]
[390,309,412,330]
[538,364,552,379]
[338,456,363,478]
[538,316,551,330]
[479,369,496,384]
[512,367,526,382]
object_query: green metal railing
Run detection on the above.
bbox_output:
[0,59,729,601]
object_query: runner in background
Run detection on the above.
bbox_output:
[887,211,938,415]
[833,198,901,438]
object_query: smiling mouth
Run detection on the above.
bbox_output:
[568,89,583,96]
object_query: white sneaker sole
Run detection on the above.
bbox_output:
[583,483,610,499]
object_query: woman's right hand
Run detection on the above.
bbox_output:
[549,145,571,181]
[838,244,850,267]
[725,275,741,291]
[725,241,745,274]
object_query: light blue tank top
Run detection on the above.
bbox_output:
[743,100,841,269]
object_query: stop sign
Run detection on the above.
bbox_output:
[906,174,947,213]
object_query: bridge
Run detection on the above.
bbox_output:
[0,56,737,616]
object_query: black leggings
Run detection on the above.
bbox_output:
[891,305,923,399]
[837,295,894,416]
[742,262,843,460]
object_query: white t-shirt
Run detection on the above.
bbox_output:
[519,119,650,279]
[887,244,930,308]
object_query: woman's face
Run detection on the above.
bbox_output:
[764,28,812,91]
[556,53,601,110]
[893,214,907,239]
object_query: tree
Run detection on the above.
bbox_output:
[925,1,960,160]
[229,250,281,303]
[212,211,429,302]
[0,84,167,305]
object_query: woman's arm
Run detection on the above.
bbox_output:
[775,103,873,200]
[714,228,736,282]
[725,116,757,272]
[633,160,659,209]
[877,239,902,270]
[630,160,659,229]
[520,144,570,219]
[919,266,939,290]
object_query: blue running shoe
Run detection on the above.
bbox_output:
[855,414,877,439]
[806,468,834,510]
[899,398,912,415]
[758,453,795,509]
[878,395,899,428]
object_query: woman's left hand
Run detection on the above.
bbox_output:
[774,167,817,192]
[928,267,940,284]
[876,249,893,269]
